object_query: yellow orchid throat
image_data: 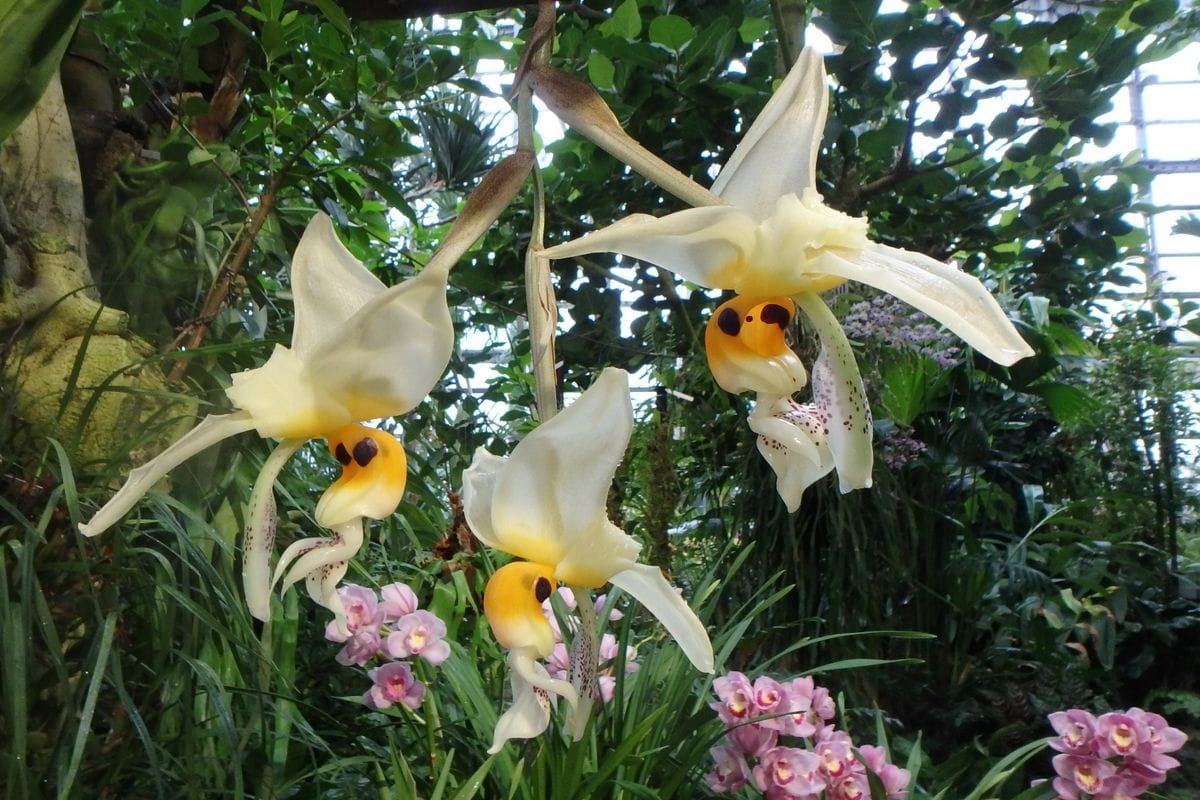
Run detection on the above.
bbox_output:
[484,561,557,658]
[316,425,408,527]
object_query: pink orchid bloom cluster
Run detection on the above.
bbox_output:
[1045,707,1187,799]
[541,587,639,705]
[323,582,451,711]
[706,672,910,800]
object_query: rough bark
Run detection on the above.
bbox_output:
[1,74,191,470]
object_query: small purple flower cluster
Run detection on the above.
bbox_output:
[841,295,962,369]
[706,672,910,799]
[1045,708,1187,799]
[324,583,450,711]
[879,427,928,470]
[541,587,639,704]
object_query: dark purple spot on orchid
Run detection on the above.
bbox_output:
[353,437,379,467]
[717,307,742,336]
[535,576,552,603]
[761,303,791,328]
[335,443,352,465]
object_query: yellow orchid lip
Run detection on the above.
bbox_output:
[707,295,795,358]
[315,424,407,527]
[704,294,808,397]
[483,561,557,658]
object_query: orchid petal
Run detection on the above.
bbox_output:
[303,522,359,637]
[272,520,364,600]
[609,563,714,673]
[821,243,1033,366]
[243,438,305,621]
[542,206,757,289]
[461,447,506,550]
[749,395,833,512]
[486,368,642,586]
[711,48,827,219]
[289,213,388,358]
[313,426,407,529]
[795,292,873,493]
[225,262,453,439]
[488,650,578,754]
[79,412,257,537]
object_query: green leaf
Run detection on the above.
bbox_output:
[1130,0,1178,26]
[181,0,208,15]
[312,0,354,38]
[0,0,86,143]
[1031,383,1095,427]
[587,52,616,89]
[186,147,217,166]
[598,0,641,40]
[738,16,770,43]
[649,14,694,52]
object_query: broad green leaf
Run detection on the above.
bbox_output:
[0,0,86,143]
[649,14,694,52]
[598,0,641,40]
[738,16,770,44]
[313,0,354,38]
[588,52,616,89]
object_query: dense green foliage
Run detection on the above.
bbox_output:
[2,0,1198,798]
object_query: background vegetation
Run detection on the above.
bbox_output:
[1,0,1197,798]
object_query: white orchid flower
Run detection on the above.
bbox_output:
[462,368,714,752]
[79,153,534,628]
[538,48,1032,508]
[77,212,452,629]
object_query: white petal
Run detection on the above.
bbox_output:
[305,538,353,638]
[822,243,1034,366]
[289,213,388,358]
[460,447,507,550]
[225,264,453,438]
[542,206,758,290]
[305,263,454,418]
[242,438,305,622]
[488,369,641,583]
[795,292,873,493]
[272,520,364,596]
[609,563,714,673]
[488,650,576,754]
[749,395,833,512]
[712,47,828,219]
[78,412,257,537]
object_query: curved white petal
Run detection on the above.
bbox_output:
[488,368,641,584]
[749,395,833,512]
[542,206,758,290]
[488,649,577,754]
[306,529,354,638]
[821,243,1033,366]
[609,563,714,673]
[243,438,305,622]
[79,412,257,537]
[225,263,453,438]
[711,48,828,219]
[461,447,507,550]
[289,213,388,357]
[272,520,364,598]
[306,263,454,417]
[796,292,873,493]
